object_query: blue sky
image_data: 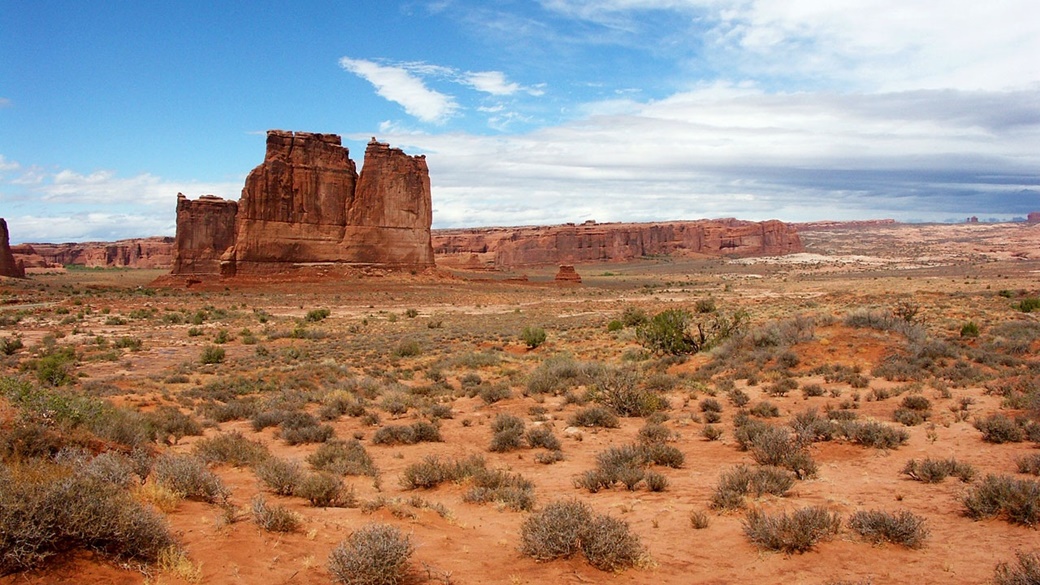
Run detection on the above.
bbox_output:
[2,1,1039,243]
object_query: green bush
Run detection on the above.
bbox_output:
[328,523,414,585]
[305,308,331,322]
[1016,297,1040,313]
[847,509,928,548]
[743,506,842,554]
[200,345,225,365]
[637,308,747,355]
[521,326,547,349]
[34,348,76,386]
[588,367,667,417]
[960,321,980,338]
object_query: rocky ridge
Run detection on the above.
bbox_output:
[0,218,26,278]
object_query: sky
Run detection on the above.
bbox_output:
[1,1,1039,243]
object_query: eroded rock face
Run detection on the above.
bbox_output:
[172,130,434,277]
[1028,212,1040,224]
[172,194,238,275]
[0,218,26,278]
[433,219,802,269]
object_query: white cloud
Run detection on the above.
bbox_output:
[5,213,175,244]
[339,57,459,124]
[463,70,521,95]
[0,97,11,108]
[0,155,19,173]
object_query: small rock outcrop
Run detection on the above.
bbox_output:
[433,218,802,269]
[0,218,26,278]
[554,265,582,284]
[1028,212,1040,224]
[171,130,434,278]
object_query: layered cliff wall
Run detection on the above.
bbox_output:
[172,130,435,277]
[433,219,803,269]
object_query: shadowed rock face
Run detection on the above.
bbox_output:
[0,218,26,278]
[171,130,434,277]
[433,219,803,269]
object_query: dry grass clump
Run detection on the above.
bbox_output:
[901,457,976,483]
[993,550,1040,585]
[742,506,842,554]
[847,509,928,548]
[328,523,414,585]
[152,453,229,503]
[963,474,1040,526]
[520,499,643,572]
[250,494,301,532]
[710,465,795,510]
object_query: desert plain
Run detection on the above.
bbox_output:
[2,220,1040,585]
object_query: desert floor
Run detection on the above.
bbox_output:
[2,221,1040,585]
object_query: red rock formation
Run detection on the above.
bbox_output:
[1028,212,1040,224]
[433,219,802,269]
[343,140,434,267]
[175,130,434,277]
[554,265,581,284]
[12,238,174,269]
[0,218,26,278]
[172,194,238,275]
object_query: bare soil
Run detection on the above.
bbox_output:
[2,221,1040,585]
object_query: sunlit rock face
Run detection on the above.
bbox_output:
[0,218,26,278]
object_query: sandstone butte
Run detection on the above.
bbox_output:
[433,218,803,270]
[11,237,174,270]
[0,218,26,278]
[169,130,435,279]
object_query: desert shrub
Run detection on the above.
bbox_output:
[975,414,1027,444]
[637,422,673,445]
[255,457,304,496]
[900,394,931,411]
[837,420,909,449]
[489,413,525,452]
[743,506,842,554]
[700,397,723,413]
[192,431,270,467]
[305,308,331,322]
[802,383,826,398]
[0,465,174,573]
[1017,454,1040,476]
[152,453,228,503]
[621,306,649,327]
[145,406,203,444]
[963,474,1040,526]
[392,339,422,358]
[733,416,774,451]
[1016,297,1040,313]
[200,345,225,365]
[296,472,355,507]
[727,387,751,407]
[580,513,644,571]
[251,494,301,532]
[526,426,561,451]
[711,464,795,510]
[535,450,566,465]
[279,413,335,445]
[960,321,980,338]
[588,367,666,417]
[462,468,535,511]
[521,326,547,349]
[702,424,724,441]
[524,356,603,395]
[848,510,928,548]
[766,377,799,397]
[371,422,441,446]
[81,450,140,487]
[308,439,377,476]
[33,348,77,387]
[750,401,781,418]
[520,499,642,571]
[640,442,684,468]
[893,408,927,426]
[994,550,1040,585]
[328,523,414,585]
[0,336,24,355]
[689,510,711,529]
[568,405,620,428]
[749,426,817,479]
[902,458,976,483]
[251,408,289,431]
[790,409,838,443]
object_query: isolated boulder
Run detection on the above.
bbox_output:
[554,265,582,284]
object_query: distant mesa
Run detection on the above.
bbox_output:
[433,218,802,270]
[169,130,434,279]
[1029,212,1040,223]
[0,218,26,278]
